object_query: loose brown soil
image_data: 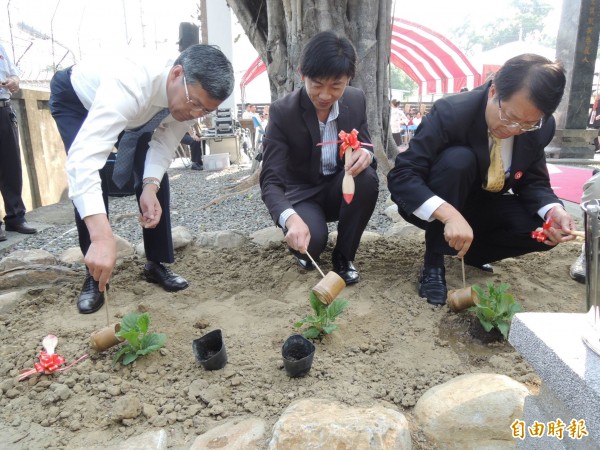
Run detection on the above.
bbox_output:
[0,232,586,449]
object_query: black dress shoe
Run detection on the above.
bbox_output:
[332,249,360,285]
[296,256,314,271]
[466,262,494,273]
[78,272,105,314]
[418,265,447,305]
[191,162,204,171]
[0,226,6,242]
[5,222,37,234]
[144,261,189,292]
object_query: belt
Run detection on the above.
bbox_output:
[0,99,11,108]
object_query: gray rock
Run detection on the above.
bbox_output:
[0,249,57,271]
[190,417,266,450]
[269,398,411,449]
[195,230,246,248]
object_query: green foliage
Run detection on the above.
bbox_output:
[449,0,557,53]
[389,66,418,97]
[294,292,349,339]
[469,282,522,340]
[112,312,167,366]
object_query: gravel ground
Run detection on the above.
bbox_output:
[10,162,392,257]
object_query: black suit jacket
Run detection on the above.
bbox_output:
[260,86,376,224]
[387,81,561,217]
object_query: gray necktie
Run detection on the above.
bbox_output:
[112,108,170,188]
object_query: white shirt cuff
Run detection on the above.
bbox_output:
[72,191,107,219]
[539,203,562,221]
[414,196,446,222]
[279,209,296,229]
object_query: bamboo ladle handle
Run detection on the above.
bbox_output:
[305,251,325,278]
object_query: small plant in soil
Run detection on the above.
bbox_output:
[112,312,167,366]
[294,292,349,339]
[469,282,522,340]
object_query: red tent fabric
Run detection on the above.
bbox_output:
[240,57,266,102]
[239,19,481,96]
[391,18,481,95]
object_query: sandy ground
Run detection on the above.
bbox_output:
[0,226,587,449]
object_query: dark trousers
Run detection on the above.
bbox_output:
[0,105,26,226]
[49,67,174,263]
[292,165,379,261]
[402,145,551,266]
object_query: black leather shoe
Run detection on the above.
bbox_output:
[0,226,6,242]
[78,272,105,314]
[5,222,37,234]
[144,261,189,292]
[296,256,314,271]
[418,265,447,305]
[467,262,494,273]
[332,249,360,285]
[191,162,204,171]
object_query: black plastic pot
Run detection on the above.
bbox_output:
[282,334,315,378]
[192,329,228,370]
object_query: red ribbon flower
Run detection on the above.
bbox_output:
[17,335,88,382]
[531,218,554,242]
[317,128,373,159]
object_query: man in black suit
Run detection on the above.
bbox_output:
[388,54,576,305]
[260,31,379,285]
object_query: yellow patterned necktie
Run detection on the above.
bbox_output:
[483,135,505,192]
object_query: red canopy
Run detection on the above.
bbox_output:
[391,18,481,95]
[239,18,481,96]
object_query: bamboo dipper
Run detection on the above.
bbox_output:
[305,251,346,305]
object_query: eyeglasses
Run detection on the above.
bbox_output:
[497,99,543,132]
[183,75,214,114]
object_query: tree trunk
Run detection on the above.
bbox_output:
[226,0,396,173]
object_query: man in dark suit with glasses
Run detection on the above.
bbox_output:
[388,53,577,306]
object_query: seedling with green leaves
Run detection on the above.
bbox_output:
[294,292,349,339]
[469,282,522,340]
[112,312,167,366]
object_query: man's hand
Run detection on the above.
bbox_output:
[284,214,311,254]
[433,203,473,258]
[345,147,373,177]
[542,205,576,246]
[2,76,19,95]
[83,214,117,292]
[138,182,162,229]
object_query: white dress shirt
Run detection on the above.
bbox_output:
[0,44,20,100]
[67,54,192,219]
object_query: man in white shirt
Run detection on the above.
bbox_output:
[241,103,259,120]
[49,44,234,314]
[0,43,37,241]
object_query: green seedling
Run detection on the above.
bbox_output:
[112,312,167,366]
[469,282,522,339]
[294,292,349,339]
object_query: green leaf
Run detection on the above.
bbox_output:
[309,292,326,315]
[293,321,304,328]
[122,351,139,365]
[480,320,494,332]
[496,321,510,339]
[120,313,141,333]
[137,313,150,334]
[323,324,338,334]
[141,332,167,351]
[327,299,349,320]
[303,327,321,339]
[112,345,132,366]
[116,329,141,349]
